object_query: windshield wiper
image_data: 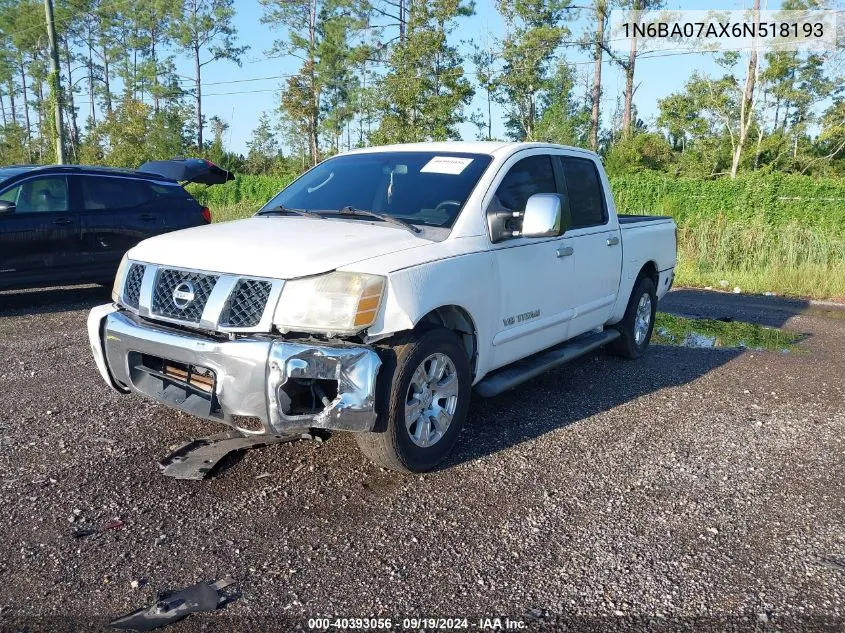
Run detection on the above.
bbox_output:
[336,206,421,234]
[257,205,323,219]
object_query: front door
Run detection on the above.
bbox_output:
[487,153,575,370]
[0,175,79,284]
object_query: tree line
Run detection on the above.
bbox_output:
[0,0,843,179]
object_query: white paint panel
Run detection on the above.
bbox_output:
[127,217,431,280]
[607,219,677,323]
[367,251,498,383]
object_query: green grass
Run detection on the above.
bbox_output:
[653,313,803,351]
[671,216,845,299]
[209,202,261,223]
[612,173,845,300]
[187,174,294,208]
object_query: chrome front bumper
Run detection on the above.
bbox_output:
[87,305,382,435]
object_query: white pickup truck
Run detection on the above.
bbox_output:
[88,142,676,473]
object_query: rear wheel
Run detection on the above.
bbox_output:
[610,276,657,359]
[355,328,471,473]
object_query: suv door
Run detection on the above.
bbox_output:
[556,155,622,337]
[0,175,79,285]
[75,175,162,273]
[486,153,575,371]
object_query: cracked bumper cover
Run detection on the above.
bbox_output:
[87,305,382,434]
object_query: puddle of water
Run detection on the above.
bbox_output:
[653,313,802,352]
[683,332,717,348]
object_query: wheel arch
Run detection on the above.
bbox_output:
[607,259,661,325]
[638,260,659,287]
[414,305,479,379]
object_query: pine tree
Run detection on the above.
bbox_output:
[170,0,246,150]
[373,0,475,144]
[495,0,569,141]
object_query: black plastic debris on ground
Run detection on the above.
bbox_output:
[158,429,329,480]
[109,577,236,631]
[72,518,125,539]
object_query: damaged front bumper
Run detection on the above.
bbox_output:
[87,305,382,435]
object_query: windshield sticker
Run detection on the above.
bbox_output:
[420,156,474,175]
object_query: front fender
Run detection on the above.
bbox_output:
[364,251,496,384]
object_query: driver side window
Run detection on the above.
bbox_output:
[0,177,69,213]
[492,155,557,213]
[487,155,557,241]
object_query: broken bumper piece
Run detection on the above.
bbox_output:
[109,576,236,631]
[268,341,382,432]
[88,305,382,435]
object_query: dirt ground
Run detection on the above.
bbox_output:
[0,286,843,632]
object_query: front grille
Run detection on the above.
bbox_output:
[123,263,145,309]
[151,269,218,323]
[219,279,272,328]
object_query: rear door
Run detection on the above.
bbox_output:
[556,155,622,337]
[0,175,79,283]
[75,175,164,271]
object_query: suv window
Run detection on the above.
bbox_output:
[491,155,557,213]
[559,157,606,228]
[81,176,152,211]
[0,176,69,213]
[149,182,189,199]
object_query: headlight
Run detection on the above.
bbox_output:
[111,254,130,303]
[273,271,386,335]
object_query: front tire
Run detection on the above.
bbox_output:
[355,328,471,473]
[610,276,657,359]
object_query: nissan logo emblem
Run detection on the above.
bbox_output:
[172,280,196,309]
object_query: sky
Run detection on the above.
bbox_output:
[178,0,766,155]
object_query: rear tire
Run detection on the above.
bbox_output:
[610,276,657,359]
[355,328,471,473]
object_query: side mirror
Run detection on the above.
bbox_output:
[522,193,570,238]
[0,200,16,215]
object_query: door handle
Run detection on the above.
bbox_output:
[52,218,73,226]
[556,246,574,258]
[138,214,155,221]
[606,236,620,246]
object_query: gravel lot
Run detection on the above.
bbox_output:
[0,286,843,632]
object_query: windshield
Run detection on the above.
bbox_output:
[259,151,492,228]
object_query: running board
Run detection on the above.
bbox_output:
[475,329,621,398]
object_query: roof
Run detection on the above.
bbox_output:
[0,163,178,184]
[344,140,597,158]
[0,165,39,181]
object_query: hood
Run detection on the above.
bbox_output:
[128,216,432,279]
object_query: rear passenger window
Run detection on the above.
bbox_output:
[149,183,189,199]
[81,176,152,211]
[560,157,606,228]
[491,155,557,213]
